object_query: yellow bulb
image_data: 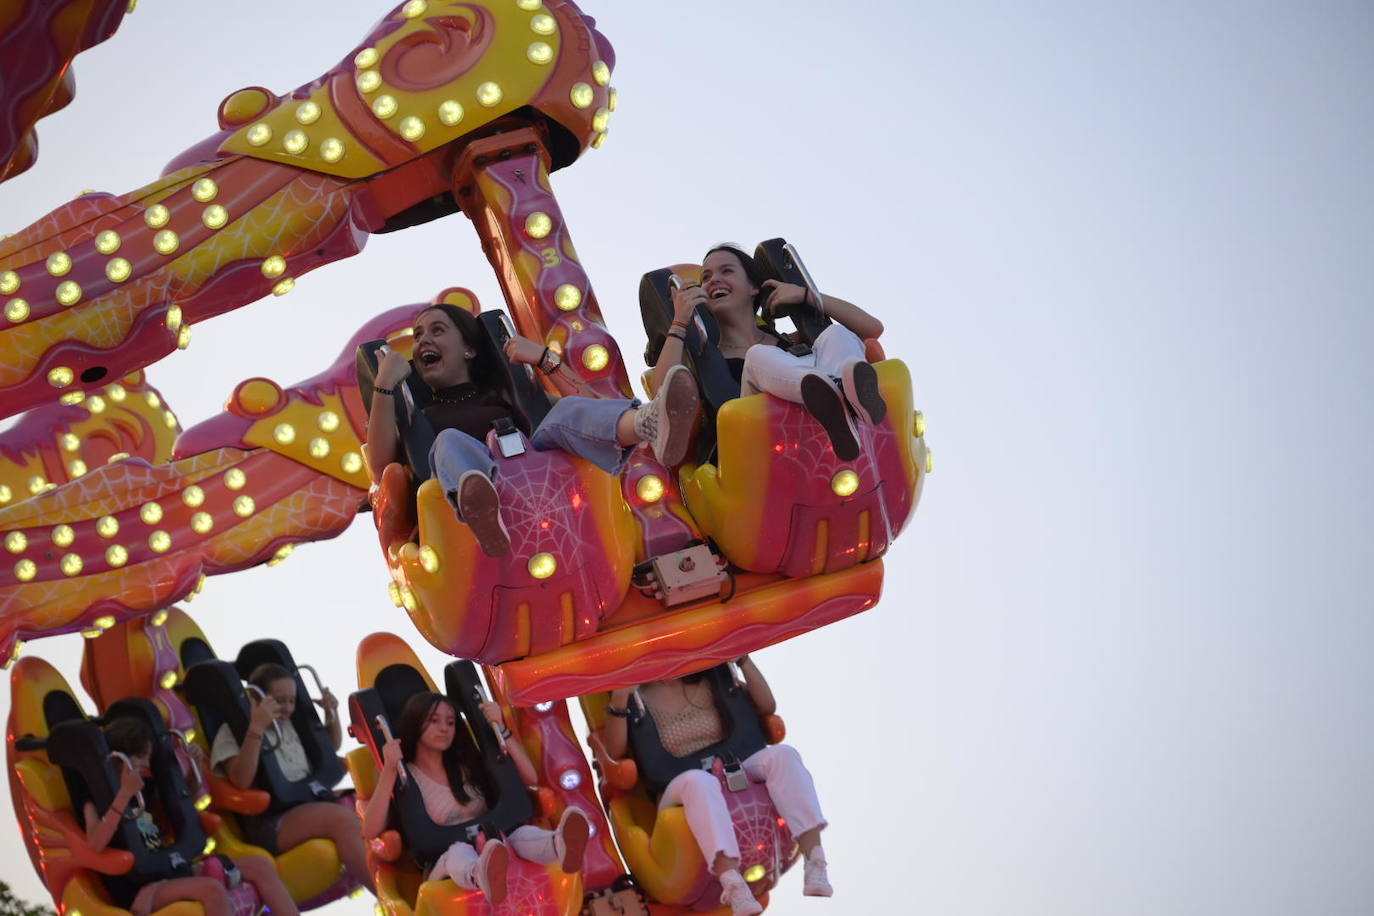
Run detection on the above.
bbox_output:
[148,530,171,552]
[592,60,611,86]
[5,298,29,322]
[106,258,132,282]
[516,0,540,8]
[153,230,179,255]
[527,552,558,580]
[140,502,163,524]
[524,211,553,239]
[225,468,247,490]
[14,559,36,581]
[398,586,417,611]
[743,864,766,883]
[295,101,321,125]
[283,129,309,154]
[401,0,427,17]
[151,608,169,626]
[926,449,934,474]
[341,452,364,475]
[202,205,228,229]
[47,366,73,387]
[0,485,10,503]
[372,94,398,119]
[107,383,126,402]
[437,100,463,126]
[530,13,555,34]
[354,47,379,69]
[527,42,553,64]
[59,392,84,405]
[581,344,609,371]
[162,670,179,689]
[81,627,103,639]
[320,138,345,162]
[591,131,607,150]
[191,512,213,534]
[317,410,340,432]
[274,423,296,445]
[246,123,272,146]
[418,545,440,573]
[608,87,617,111]
[145,391,161,408]
[308,437,331,459]
[56,280,82,305]
[0,270,18,294]
[592,107,610,132]
[46,252,72,276]
[261,255,286,278]
[387,582,402,607]
[569,82,593,109]
[831,469,860,497]
[52,524,75,547]
[176,324,192,349]
[60,433,79,451]
[106,451,129,463]
[636,474,665,504]
[398,116,425,141]
[86,395,106,414]
[180,486,204,508]
[914,410,926,438]
[476,82,503,107]
[272,277,295,297]
[5,532,27,553]
[163,409,177,428]
[7,640,24,664]
[233,495,255,517]
[105,544,128,567]
[165,305,183,331]
[68,459,87,477]
[554,284,582,311]
[144,204,170,228]
[273,544,294,562]
[97,516,119,538]
[95,230,121,254]
[192,178,218,202]
[357,70,382,93]
[195,794,212,811]
[27,475,47,494]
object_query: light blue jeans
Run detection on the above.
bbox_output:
[428,396,639,520]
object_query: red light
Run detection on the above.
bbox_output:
[540,519,551,529]
[777,817,787,827]
[773,444,784,453]
[570,492,583,509]
[757,843,766,851]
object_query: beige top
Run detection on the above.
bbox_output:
[639,678,724,758]
[211,720,311,782]
[410,765,489,825]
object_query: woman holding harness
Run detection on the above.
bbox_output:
[367,302,698,557]
[603,657,831,916]
[650,244,886,461]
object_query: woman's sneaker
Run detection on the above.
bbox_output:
[456,470,510,557]
[800,373,859,461]
[554,807,590,873]
[636,364,699,466]
[474,839,509,905]
[802,849,833,897]
[718,869,763,916]
[840,359,887,426]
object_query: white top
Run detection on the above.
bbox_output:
[410,765,489,825]
[211,719,311,782]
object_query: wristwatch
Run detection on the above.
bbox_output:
[539,347,563,374]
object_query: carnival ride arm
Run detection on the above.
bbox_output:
[362,737,403,841]
[504,335,596,398]
[735,656,776,718]
[223,694,278,790]
[83,764,142,853]
[649,284,707,393]
[366,347,411,479]
[478,701,538,786]
[761,280,884,340]
[602,686,636,761]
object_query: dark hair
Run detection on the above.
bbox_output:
[396,692,495,807]
[247,662,294,693]
[413,303,508,397]
[703,244,770,317]
[104,716,154,758]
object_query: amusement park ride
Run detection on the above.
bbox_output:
[1,2,930,914]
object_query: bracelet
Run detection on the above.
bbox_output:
[372,386,395,396]
[246,730,263,741]
[108,804,126,818]
[666,330,687,344]
[605,705,630,718]
[499,727,513,739]
[670,318,689,331]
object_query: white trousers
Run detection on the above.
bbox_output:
[657,744,828,864]
[740,323,867,403]
[430,824,558,886]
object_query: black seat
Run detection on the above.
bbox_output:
[624,665,767,796]
[347,660,533,867]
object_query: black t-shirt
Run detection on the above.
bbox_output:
[421,383,524,441]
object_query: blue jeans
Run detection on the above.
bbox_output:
[428,396,639,520]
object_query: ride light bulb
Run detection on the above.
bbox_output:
[558,769,581,790]
[527,552,557,579]
[831,469,860,497]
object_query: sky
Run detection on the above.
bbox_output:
[3,1,1373,914]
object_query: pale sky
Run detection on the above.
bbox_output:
[2,2,1372,914]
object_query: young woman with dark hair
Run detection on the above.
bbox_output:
[367,303,698,557]
[361,692,590,905]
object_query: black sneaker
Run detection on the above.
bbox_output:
[841,359,887,426]
[800,373,859,461]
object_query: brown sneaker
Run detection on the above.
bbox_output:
[800,373,859,461]
[456,471,510,557]
[474,839,509,905]
[841,359,887,426]
[554,807,590,873]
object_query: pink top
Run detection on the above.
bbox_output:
[409,765,489,825]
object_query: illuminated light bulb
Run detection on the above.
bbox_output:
[233,495,255,517]
[592,60,611,86]
[581,344,609,371]
[355,47,379,68]
[569,82,593,108]
[96,230,121,254]
[60,392,84,405]
[95,615,115,629]
[5,298,29,322]
[636,474,665,504]
[914,410,926,438]
[534,701,554,713]
[81,627,103,639]
[320,137,346,163]
[153,230,179,255]
[6,640,25,665]
[437,100,463,126]
[530,13,555,34]
[401,0,427,17]
[524,211,552,239]
[558,769,581,790]
[27,475,47,494]
[52,525,75,547]
[743,864,766,883]
[162,409,178,428]
[47,366,74,387]
[554,284,581,311]
[295,101,321,125]
[592,107,610,132]
[608,87,617,111]
[145,391,161,408]
[274,544,294,562]
[97,516,119,538]
[46,252,72,276]
[140,502,163,524]
[144,204,170,229]
[308,437,330,458]
[67,459,87,477]
[516,0,540,8]
[418,545,440,573]
[0,485,10,503]
[60,433,79,452]
[527,552,557,579]
[527,42,553,64]
[398,116,425,141]
[148,530,171,552]
[86,395,106,414]
[202,205,228,229]
[181,486,205,508]
[283,129,309,154]
[399,586,417,611]
[357,70,382,93]
[831,469,860,497]
[161,670,179,690]
[192,178,218,202]
[106,257,132,282]
[0,270,18,294]
[14,559,36,581]
[107,452,129,463]
[5,532,26,553]
[225,468,247,490]
[372,94,398,119]
[926,449,934,474]
[107,383,126,401]
[195,794,212,811]
[591,131,607,150]
[176,325,192,349]
[475,82,503,107]
[191,512,213,534]
[272,277,295,297]
[150,608,168,626]
[56,280,82,305]
[194,573,207,593]
[274,423,296,445]
[165,305,183,331]
[246,122,272,146]
[341,452,364,475]
[261,255,286,278]
[317,410,340,432]
[387,582,402,607]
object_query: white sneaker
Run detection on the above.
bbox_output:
[802,851,833,897]
[719,869,763,916]
[635,364,699,466]
[473,839,509,905]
